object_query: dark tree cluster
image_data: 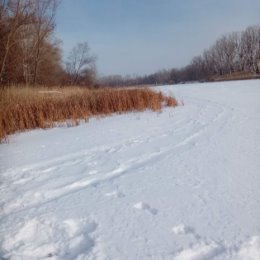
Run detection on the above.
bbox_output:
[0,0,63,85]
[0,0,96,86]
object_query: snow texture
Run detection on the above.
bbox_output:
[0,80,260,259]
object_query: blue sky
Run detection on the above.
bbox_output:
[56,0,260,76]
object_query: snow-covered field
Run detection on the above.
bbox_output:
[1,80,260,260]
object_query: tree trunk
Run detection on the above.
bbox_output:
[0,34,11,84]
[32,42,40,86]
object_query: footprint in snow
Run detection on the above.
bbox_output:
[105,190,125,198]
[172,224,201,239]
[172,224,194,235]
[133,202,158,215]
[174,241,224,260]
[173,235,260,260]
[88,170,99,175]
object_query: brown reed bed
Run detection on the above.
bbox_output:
[0,86,178,141]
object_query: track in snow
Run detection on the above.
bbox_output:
[0,80,260,260]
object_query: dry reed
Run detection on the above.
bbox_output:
[0,86,178,141]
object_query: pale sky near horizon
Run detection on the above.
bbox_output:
[56,0,260,76]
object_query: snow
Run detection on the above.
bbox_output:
[133,202,158,215]
[1,79,260,260]
[174,242,223,260]
[1,218,97,260]
[238,236,260,260]
[172,224,194,235]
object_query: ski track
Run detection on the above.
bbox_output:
[0,80,260,259]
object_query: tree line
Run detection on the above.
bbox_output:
[0,0,96,86]
[1,1,259,87]
[99,25,260,86]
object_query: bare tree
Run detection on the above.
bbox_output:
[66,42,96,85]
[0,0,66,86]
[221,33,239,74]
[31,0,58,85]
[241,26,260,73]
[0,0,32,84]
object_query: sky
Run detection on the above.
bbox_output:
[56,0,260,76]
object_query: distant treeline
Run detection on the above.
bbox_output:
[1,1,259,87]
[99,25,260,87]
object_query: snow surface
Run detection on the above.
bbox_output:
[1,80,260,260]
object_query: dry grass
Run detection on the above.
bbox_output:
[0,86,178,141]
